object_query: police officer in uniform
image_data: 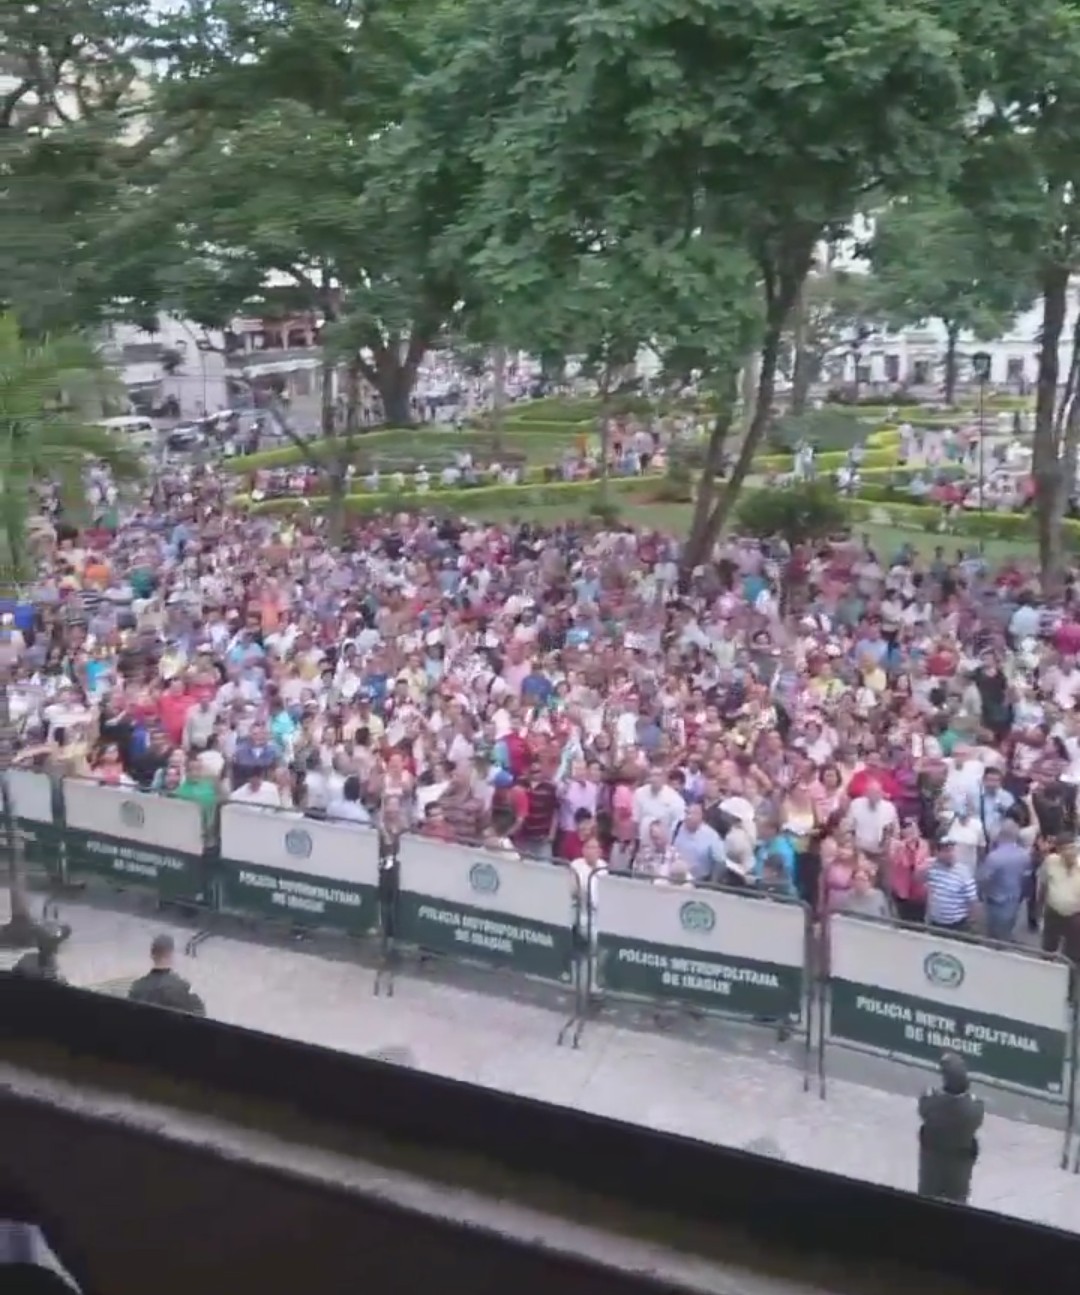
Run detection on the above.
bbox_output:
[11,922,71,983]
[917,1052,984,1203]
[127,934,206,1015]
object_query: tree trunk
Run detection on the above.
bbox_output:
[1055,312,1080,442]
[681,368,740,581]
[375,354,417,427]
[943,321,960,407]
[0,666,37,948]
[790,283,810,414]
[491,344,507,452]
[740,349,761,438]
[691,317,787,559]
[1033,265,1069,589]
[319,357,348,544]
[344,354,362,440]
[791,347,814,417]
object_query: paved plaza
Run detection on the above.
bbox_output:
[3,890,1079,1232]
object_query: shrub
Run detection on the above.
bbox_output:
[652,453,695,502]
[588,498,623,525]
[755,447,897,472]
[246,477,653,516]
[736,481,849,546]
[767,408,871,452]
[506,397,604,423]
[498,416,595,435]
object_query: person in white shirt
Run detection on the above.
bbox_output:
[944,746,985,815]
[327,774,373,825]
[229,772,282,809]
[631,766,686,841]
[848,781,899,856]
[569,836,607,943]
[944,801,986,869]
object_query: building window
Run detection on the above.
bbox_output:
[1006,357,1025,383]
[912,360,930,384]
[884,354,900,383]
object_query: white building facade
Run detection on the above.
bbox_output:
[836,284,1080,391]
[101,317,229,418]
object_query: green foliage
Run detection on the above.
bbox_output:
[507,399,603,423]
[768,409,873,452]
[736,481,849,545]
[653,454,694,503]
[785,269,883,396]
[247,477,652,516]
[0,1,160,332]
[221,425,583,475]
[868,192,1034,349]
[0,313,142,577]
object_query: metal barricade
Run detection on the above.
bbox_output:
[377,837,584,1044]
[576,871,815,1086]
[823,912,1079,1169]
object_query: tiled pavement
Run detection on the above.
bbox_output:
[4,891,1079,1232]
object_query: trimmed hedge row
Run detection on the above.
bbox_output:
[247,477,653,516]
[243,470,1059,545]
[221,426,589,475]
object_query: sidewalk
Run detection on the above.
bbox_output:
[5,892,1080,1232]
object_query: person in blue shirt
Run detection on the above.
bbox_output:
[978,768,1015,844]
[976,821,1030,941]
[521,668,553,705]
[753,815,798,890]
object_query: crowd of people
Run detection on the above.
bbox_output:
[5,455,1080,967]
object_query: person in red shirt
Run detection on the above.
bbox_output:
[847,751,902,803]
[157,678,195,748]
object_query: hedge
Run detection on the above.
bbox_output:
[506,397,604,422]
[221,426,589,475]
[844,498,1075,543]
[496,416,595,434]
[247,477,653,516]
[756,447,898,472]
[829,400,1032,419]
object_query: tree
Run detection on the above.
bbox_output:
[449,0,975,568]
[736,481,848,547]
[953,0,1080,585]
[486,233,760,509]
[0,0,162,332]
[0,313,141,946]
[868,193,1033,404]
[135,0,478,416]
[786,269,881,413]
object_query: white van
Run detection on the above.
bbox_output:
[94,416,158,451]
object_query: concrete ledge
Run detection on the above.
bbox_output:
[1,974,1077,1295]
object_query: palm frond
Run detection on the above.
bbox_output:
[0,312,145,586]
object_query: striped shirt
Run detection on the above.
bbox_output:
[925,859,978,926]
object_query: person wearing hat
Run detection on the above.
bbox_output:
[127,934,206,1016]
[917,1052,984,1202]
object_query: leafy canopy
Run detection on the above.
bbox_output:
[869,193,1034,337]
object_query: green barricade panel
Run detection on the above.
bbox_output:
[827,914,1072,1095]
[17,819,66,876]
[395,842,574,981]
[9,770,63,878]
[594,875,807,1020]
[61,779,209,903]
[218,859,377,934]
[217,804,380,936]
